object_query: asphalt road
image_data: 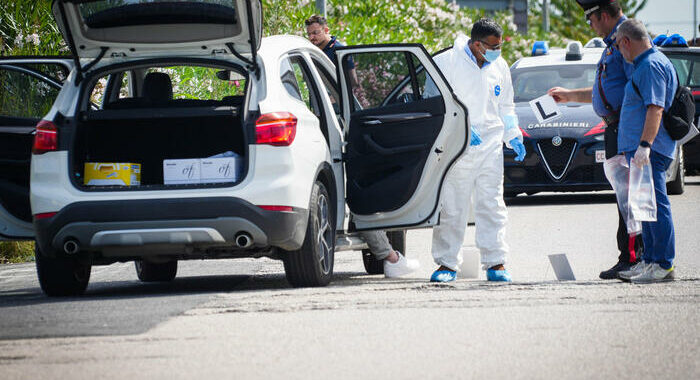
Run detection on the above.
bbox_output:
[0,177,698,379]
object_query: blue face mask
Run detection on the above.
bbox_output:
[483,48,501,62]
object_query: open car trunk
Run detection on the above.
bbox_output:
[72,106,248,189]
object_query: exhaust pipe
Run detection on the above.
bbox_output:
[63,239,80,255]
[235,232,253,248]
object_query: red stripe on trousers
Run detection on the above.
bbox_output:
[628,235,638,263]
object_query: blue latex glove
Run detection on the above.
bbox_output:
[510,138,526,161]
[470,128,482,146]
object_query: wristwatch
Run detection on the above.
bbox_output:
[639,140,651,148]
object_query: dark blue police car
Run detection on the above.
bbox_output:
[505,40,684,196]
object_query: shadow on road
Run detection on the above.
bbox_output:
[0,274,251,308]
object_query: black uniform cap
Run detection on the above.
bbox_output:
[576,0,617,17]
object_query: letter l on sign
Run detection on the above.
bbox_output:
[529,94,562,124]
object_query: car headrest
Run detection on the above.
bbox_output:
[142,72,173,103]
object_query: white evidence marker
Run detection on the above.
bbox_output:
[548,254,576,281]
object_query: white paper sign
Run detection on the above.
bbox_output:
[529,94,562,124]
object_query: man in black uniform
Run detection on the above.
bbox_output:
[548,0,643,279]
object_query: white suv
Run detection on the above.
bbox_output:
[0,0,470,296]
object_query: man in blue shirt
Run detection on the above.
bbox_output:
[548,0,643,280]
[614,18,677,283]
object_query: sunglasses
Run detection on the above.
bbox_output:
[585,11,599,26]
[478,40,502,50]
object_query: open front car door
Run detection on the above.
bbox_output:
[336,44,469,230]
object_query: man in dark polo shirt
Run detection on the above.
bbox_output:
[304,15,359,88]
[548,0,643,279]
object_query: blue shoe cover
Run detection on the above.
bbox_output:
[487,269,512,282]
[430,270,456,282]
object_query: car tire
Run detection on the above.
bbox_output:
[283,180,335,287]
[362,230,407,275]
[135,260,178,282]
[667,149,685,195]
[35,245,91,297]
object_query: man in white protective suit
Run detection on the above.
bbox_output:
[424,18,526,282]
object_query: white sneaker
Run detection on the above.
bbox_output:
[618,261,650,281]
[384,251,420,278]
[631,263,675,284]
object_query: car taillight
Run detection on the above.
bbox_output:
[34,212,57,220]
[255,112,297,146]
[584,121,606,136]
[258,205,294,212]
[32,120,58,154]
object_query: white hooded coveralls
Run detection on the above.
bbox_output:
[428,34,521,271]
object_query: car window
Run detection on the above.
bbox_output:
[311,59,341,117]
[668,57,691,86]
[148,66,246,99]
[342,51,414,110]
[90,64,247,110]
[382,55,441,106]
[280,56,322,117]
[0,65,62,119]
[340,51,440,111]
[512,64,596,102]
[668,54,700,87]
[412,55,437,99]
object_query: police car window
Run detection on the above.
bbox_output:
[342,51,420,111]
[668,57,691,86]
[691,63,700,87]
[512,65,596,103]
[668,55,700,87]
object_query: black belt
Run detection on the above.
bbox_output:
[601,113,619,125]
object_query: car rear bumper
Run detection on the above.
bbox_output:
[33,197,308,258]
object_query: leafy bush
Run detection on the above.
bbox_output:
[0,241,34,264]
[0,1,68,55]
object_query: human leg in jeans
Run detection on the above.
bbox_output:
[359,231,419,278]
[623,151,675,283]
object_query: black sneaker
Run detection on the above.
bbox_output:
[599,261,637,280]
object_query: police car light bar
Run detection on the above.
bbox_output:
[652,34,668,46]
[584,37,605,48]
[565,41,583,61]
[660,33,688,48]
[532,41,549,56]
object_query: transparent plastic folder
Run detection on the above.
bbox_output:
[603,155,643,235]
